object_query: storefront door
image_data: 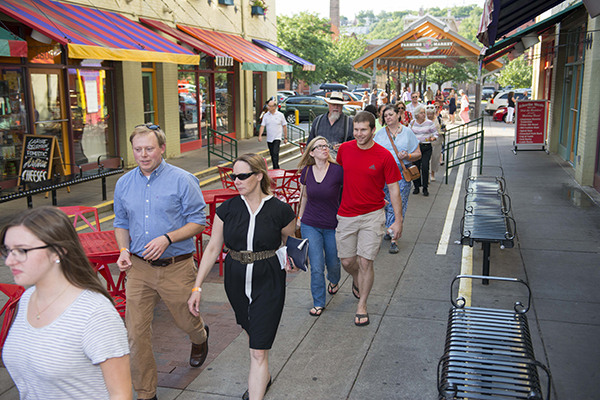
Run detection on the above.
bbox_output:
[558,63,583,163]
[30,69,70,165]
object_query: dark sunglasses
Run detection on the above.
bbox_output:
[231,172,255,181]
[135,123,161,130]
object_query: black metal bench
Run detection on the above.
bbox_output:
[0,156,123,208]
[437,275,552,400]
[460,167,516,284]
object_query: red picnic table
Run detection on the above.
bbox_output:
[78,230,126,316]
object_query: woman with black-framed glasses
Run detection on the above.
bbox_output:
[189,153,297,400]
[1,206,131,399]
[296,136,344,317]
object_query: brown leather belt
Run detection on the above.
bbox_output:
[229,249,277,264]
[133,253,193,267]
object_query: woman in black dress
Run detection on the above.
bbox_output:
[448,89,457,124]
[188,153,297,400]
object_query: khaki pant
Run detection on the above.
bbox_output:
[126,256,207,399]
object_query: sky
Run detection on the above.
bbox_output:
[275,0,486,18]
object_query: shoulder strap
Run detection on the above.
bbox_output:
[343,115,349,142]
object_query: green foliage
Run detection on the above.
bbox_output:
[277,13,369,85]
[426,61,478,87]
[366,11,410,40]
[497,55,532,89]
[277,12,333,85]
[458,6,482,43]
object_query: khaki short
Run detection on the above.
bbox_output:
[336,208,386,261]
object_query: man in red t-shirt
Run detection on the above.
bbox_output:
[336,111,403,326]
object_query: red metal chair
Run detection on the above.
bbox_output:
[276,169,302,213]
[299,142,307,154]
[58,206,101,232]
[0,283,25,353]
[217,166,236,189]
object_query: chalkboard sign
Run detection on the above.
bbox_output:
[18,135,63,184]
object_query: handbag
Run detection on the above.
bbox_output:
[386,126,421,183]
[286,236,308,271]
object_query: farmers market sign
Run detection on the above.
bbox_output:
[401,37,453,53]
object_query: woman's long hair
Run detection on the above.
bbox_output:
[0,206,113,303]
[232,153,273,195]
[297,136,337,169]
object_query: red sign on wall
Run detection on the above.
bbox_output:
[514,101,548,151]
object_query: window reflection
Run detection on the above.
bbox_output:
[0,68,28,182]
[215,72,234,134]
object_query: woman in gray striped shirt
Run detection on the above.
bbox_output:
[1,206,131,399]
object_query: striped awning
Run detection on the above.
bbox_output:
[0,27,26,57]
[139,18,233,67]
[0,0,199,64]
[251,39,315,71]
[177,25,292,72]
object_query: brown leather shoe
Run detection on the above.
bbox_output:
[190,325,209,368]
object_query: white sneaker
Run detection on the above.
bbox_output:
[431,176,436,182]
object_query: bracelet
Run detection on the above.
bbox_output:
[120,248,130,253]
[164,233,172,245]
[408,153,411,160]
[192,287,202,293]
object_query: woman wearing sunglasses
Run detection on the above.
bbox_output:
[374,104,421,254]
[296,136,344,316]
[188,153,297,400]
[1,206,131,399]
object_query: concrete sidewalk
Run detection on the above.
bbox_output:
[1,117,599,399]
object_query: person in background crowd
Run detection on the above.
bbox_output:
[424,86,434,104]
[402,86,412,103]
[114,124,208,400]
[398,102,412,127]
[1,206,131,400]
[308,92,354,152]
[258,98,288,169]
[370,88,379,106]
[361,91,369,109]
[448,89,457,125]
[336,111,403,327]
[378,91,389,107]
[426,104,444,182]
[459,89,470,123]
[390,89,398,105]
[188,153,297,400]
[296,136,344,317]
[374,104,421,254]
[435,89,445,113]
[406,91,423,115]
[409,104,438,197]
[506,91,515,124]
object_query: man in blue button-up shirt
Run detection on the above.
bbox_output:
[114,125,208,400]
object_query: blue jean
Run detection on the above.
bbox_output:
[384,179,411,228]
[301,223,340,308]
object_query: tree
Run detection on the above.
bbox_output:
[497,55,532,89]
[366,12,410,40]
[277,12,333,85]
[327,35,369,84]
[458,7,483,43]
[426,62,458,88]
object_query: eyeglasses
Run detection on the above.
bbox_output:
[312,144,329,151]
[230,172,255,181]
[135,123,161,130]
[0,245,51,262]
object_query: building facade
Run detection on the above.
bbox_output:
[0,0,287,188]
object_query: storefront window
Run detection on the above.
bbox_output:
[68,68,116,164]
[215,72,234,134]
[178,69,213,146]
[0,67,28,184]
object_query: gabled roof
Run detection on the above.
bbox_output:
[353,15,503,72]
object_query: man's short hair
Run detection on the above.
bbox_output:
[354,111,376,130]
[130,125,166,147]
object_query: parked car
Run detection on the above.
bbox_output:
[279,96,352,124]
[319,83,348,91]
[276,93,287,104]
[493,106,508,122]
[481,86,496,100]
[485,89,530,114]
[278,90,297,97]
[352,87,370,95]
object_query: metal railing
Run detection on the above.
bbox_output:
[287,124,307,148]
[308,109,317,126]
[445,129,484,184]
[445,116,484,142]
[207,128,238,167]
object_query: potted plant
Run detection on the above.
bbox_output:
[250,0,267,15]
[218,0,234,5]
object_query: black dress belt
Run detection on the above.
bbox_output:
[132,253,193,267]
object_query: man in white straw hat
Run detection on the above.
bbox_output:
[308,92,354,151]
